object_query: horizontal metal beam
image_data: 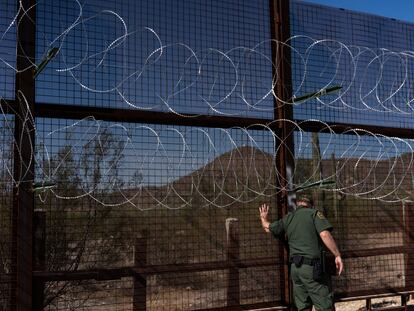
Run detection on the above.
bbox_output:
[335,288,414,301]
[33,257,281,281]
[33,245,414,283]
[341,245,414,259]
[34,102,272,129]
[193,302,287,311]
[4,101,414,139]
[296,119,414,139]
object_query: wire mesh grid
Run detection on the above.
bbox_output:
[0,0,16,100]
[290,0,414,129]
[0,1,17,309]
[42,270,282,311]
[43,273,227,311]
[3,0,414,309]
[294,130,414,295]
[34,117,281,309]
[35,0,274,119]
[43,279,133,311]
[0,114,15,311]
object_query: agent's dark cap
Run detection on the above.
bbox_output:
[296,195,314,206]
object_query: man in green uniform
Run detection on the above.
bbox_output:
[259,196,343,311]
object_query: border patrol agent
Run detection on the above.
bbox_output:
[259,197,344,311]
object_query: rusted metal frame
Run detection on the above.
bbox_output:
[193,301,288,311]
[135,257,281,273]
[10,100,414,140]
[294,119,414,140]
[11,0,36,310]
[335,289,414,301]
[133,231,147,311]
[32,244,414,283]
[403,202,414,287]
[401,294,408,311]
[34,102,272,130]
[226,218,240,306]
[270,0,295,308]
[336,291,413,311]
[366,298,372,311]
[33,257,282,282]
[340,245,414,259]
[33,210,46,311]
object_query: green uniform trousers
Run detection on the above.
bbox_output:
[290,263,333,311]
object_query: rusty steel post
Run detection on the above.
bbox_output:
[133,230,148,311]
[226,218,240,306]
[33,210,46,311]
[11,0,36,309]
[366,298,372,311]
[403,202,414,287]
[401,294,408,311]
[270,0,294,308]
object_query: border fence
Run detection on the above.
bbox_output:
[1,0,414,310]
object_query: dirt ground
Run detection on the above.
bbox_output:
[47,289,414,311]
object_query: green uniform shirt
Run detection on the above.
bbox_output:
[269,207,333,259]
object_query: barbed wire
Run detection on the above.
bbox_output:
[1,1,414,208]
[3,1,414,115]
[1,97,414,207]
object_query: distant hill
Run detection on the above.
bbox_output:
[125,146,276,209]
[123,146,414,209]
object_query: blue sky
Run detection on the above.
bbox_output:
[302,0,414,23]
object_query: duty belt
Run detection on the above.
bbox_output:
[290,256,319,266]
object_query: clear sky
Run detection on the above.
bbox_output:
[302,0,414,23]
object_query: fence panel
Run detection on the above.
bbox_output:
[34,118,281,309]
[0,3,17,309]
[3,0,414,309]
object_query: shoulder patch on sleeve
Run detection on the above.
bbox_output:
[316,211,325,219]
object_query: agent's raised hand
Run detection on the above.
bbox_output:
[259,204,271,232]
[259,203,269,220]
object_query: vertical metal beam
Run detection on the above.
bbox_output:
[270,0,294,308]
[33,210,46,311]
[403,202,414,287]
[226,218,240,306]
[133,230,148,311]
[12,0,36,309]
[366,298,372,311]
[401,294,408,311]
